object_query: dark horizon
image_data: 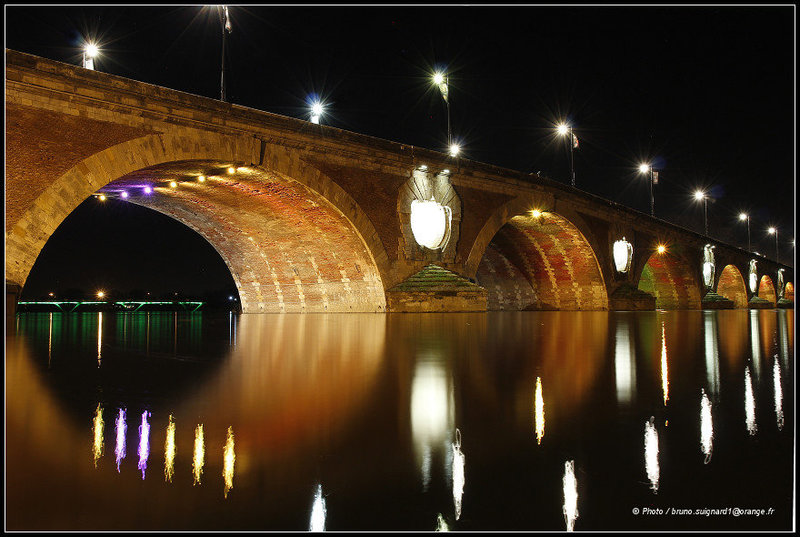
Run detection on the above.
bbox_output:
[5,5,795,297]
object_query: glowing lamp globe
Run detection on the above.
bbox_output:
[410,198,451,250]
[613,237,633,273]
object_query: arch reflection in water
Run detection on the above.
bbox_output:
[660,323,669,406]
[644,417,659,493]
[223,426,235,499]
[165,415,176,482]
[563,460,578,532]
[534,377,545,444]
[700,390,713,464]
[411,352,455,491]
[614,317,636,406]
[452,429,466,521]
[138,410,151,479]
[744,366,757,436]
[92,403,104,467]
[193,424,205,485]
[703,312,720,399]
[309,483,326,532]
[773,358,783,431]
[115,408,127,472]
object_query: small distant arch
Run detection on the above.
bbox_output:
[758,275,777,305]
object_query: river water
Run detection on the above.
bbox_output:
[5,309,794,531]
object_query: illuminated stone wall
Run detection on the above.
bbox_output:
[758,275,777,305]
[785,282,794,301]
[638,253,701,309]
[475,213,608,310]
[717,264,748,308]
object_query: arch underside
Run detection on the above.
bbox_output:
[717,264,748,308]
[104,161,386,313]
[475,213,608,310]
[638,253,701,309]
[758,275,776,305]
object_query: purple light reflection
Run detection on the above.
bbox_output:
[138,410,151,479]
[115,408,127,472]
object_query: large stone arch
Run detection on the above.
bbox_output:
[716,264,748,308]
[6,133,390,313]
[758,275,777,305]
[469,196,608,310]
[637,250,701,309]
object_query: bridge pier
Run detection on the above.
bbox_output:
[6,281,21,324]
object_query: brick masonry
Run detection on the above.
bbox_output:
[716,264,748,308]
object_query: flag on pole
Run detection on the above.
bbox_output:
[224,6,232,33]
[572,133,579,149]
[653,171,659,185]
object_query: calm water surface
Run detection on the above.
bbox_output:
[5,310,795,531]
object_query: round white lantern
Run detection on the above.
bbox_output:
[613,237,633,273]
[410,198,452,250]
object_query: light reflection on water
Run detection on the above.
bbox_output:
[6,310,794,531]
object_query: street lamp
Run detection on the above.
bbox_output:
[83,42,99,70]
[449,143,461,157]
[432,71,452,150]
[694,190,708,235]
[768,227,779,263]
[310,101,324,124]
[738,213,751,252]
[217,5,233,102]
[638,163,658,217]
[556,123,577,187]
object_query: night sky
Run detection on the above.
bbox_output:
[5,5,795,299]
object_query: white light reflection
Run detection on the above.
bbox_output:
[778,312,789,367]
[745,366,757,436]
[700,390,713,464]
[115,408,127,472]
[773,358,783,431]
[193,424,205,485]
[614,318,636,406]
[411,356,454,491]
[660,323,669,406]
[644,417,659,493]
[48,312,53,365]
[309,483,326,532]
[534,376,545,444]
[562,460,578,532]
[165,414,176,482]
[703,312,720,399]
[92,403,104,467]
[223,426,235,498]
[749,311,761,383]
[138,411,151,479]
[97,311,103,366]
[452,429,465,521]
[436,513,449,531]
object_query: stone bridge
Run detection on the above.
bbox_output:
[5,50,795,314]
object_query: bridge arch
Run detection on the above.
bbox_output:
[637,249,701,309]
[6,133,389,313]
[785,282,794,301]
[716,264,748,308]
[470,196,609,310]
[758,275,777,305]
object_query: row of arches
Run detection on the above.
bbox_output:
[9,133,793,313]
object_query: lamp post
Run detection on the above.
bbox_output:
[433,72,451,149]
[218,5,232,102]
[739,213,751,252]
[82,43,98,70]
[557,124,576,187]
[639,164,656,216]
[768,227,779,263]
[694,190,708,235]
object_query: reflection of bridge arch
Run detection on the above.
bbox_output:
[637,251,701,309]
[758,275,776,305]
[785,282,795,301]
[717,264,748,308]
[6,134,389,313]
[472,201,608,310]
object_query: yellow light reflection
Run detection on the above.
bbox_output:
[309,483,326,532]
[745,366,757,436]
[534,376,545,445]
[192,424,205,485]
[700,390,713,464]
[563,460,578,532]
[164,414,176,482]
[223,426,235,498]
[92,403,104,467]
[773,359,783,431]
[660,323,669,406]
[644,417,659,493]
[452,428,465,521]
